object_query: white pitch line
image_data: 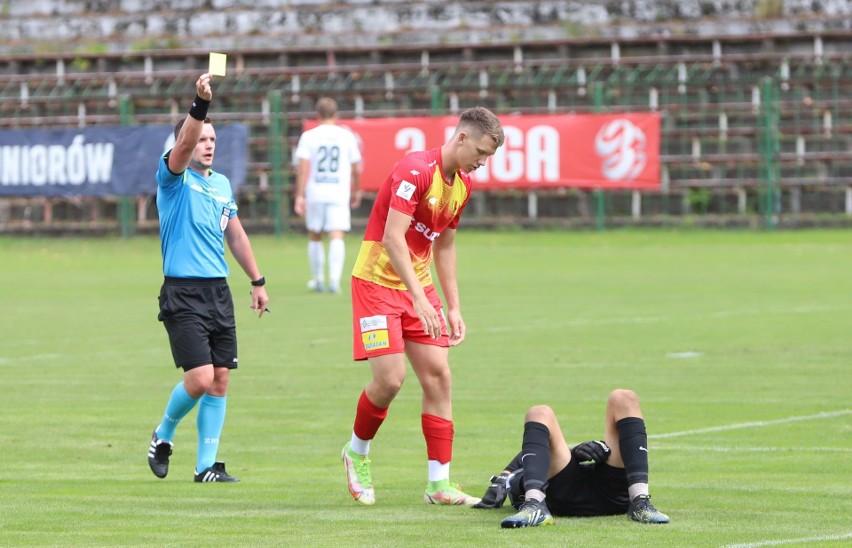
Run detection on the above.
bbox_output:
[4,303,849,351]
[651,409,852,439]
[652,445,852,453]
[0,354,63,365]
[724,532,852,547]
[469,303,849,335]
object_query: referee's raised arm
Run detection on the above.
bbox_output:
[168,73,213,174]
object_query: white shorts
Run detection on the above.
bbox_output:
[305,202,351,233]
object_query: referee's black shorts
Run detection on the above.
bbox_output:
[158,277,238,371]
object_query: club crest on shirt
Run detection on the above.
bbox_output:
[220,207,231,231]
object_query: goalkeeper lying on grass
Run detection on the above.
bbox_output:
[472,389,670,528]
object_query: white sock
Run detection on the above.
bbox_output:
[308,241,325,285]
[525,489,546,502]
[628,482,649,500]
[428,460,450,483]
[349,433,370,455]
[328,238,345,289]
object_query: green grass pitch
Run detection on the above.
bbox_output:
[0,229,850,546]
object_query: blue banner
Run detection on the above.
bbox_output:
[0,124,249,197]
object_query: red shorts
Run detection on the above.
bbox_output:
[351,276,449,360]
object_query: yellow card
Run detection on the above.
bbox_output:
[208,52,227,77]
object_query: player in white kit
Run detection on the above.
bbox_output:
[294,97,363,294]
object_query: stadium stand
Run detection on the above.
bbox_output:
[0,1,850,232]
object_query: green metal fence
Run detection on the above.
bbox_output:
[0,51,849,234]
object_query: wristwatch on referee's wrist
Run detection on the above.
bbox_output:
[251,276,266,287]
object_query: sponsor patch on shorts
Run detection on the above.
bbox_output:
[359,315,388,332]
[361,330,390,352]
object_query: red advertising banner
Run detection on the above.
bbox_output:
[301,113,660,191]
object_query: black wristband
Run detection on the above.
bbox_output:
[251,276,266,287]
[188,95,210,121]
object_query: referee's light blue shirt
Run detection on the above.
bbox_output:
[156,153,238,278]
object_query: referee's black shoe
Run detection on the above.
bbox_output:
[194,462,240,483]
[147,430,173,479]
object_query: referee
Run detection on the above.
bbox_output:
[147,72,269,483]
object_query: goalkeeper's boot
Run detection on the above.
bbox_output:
[342,443,375,505]
[501,498,555,528]
[147,429,173,479]
[194,462,239,482]
[424,480,481,506]
[628,495,670,524]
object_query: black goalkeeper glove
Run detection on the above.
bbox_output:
[572,440,611,468]
[472,473,510,509]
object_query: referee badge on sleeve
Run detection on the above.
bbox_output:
[220,207,232,231]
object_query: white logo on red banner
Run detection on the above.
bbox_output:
[595,119,647,181]
[302,114,659,190]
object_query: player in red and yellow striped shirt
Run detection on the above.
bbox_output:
[342,107,504,507]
